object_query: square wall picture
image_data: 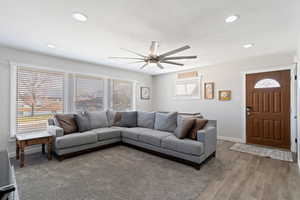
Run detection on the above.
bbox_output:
[219,90,231,101]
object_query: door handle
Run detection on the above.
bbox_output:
[246,106,252,116]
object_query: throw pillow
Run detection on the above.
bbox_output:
[137,111,155,129]
[154,112,178,132]
[87,111,109,129]
[55,114,78,135]
[174,116,195,139]
[74,112,91,132]
[113,111,137,127]
[188,119,208,140]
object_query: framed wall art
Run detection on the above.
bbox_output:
[204,82,214,99]
[140,87,150,100]
[219,90,231,101]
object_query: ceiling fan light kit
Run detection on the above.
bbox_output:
[109,41,197,70]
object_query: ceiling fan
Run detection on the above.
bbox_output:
[109,41,197,70]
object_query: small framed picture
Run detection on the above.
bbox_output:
[219,90,231,101]
[140,87,150,100]
[204,82,214,99]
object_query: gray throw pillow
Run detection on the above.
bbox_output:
[119,111,137,128]
[74,112,91,132]
[154,112,178,132]
[137,111,155,129]
[87,110,109,129]
[174,116,195,139]
[106,110,116,127]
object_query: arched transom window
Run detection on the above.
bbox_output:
[254,78,280,88]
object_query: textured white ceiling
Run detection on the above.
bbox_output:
[0,0,299,74]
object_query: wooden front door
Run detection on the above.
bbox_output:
[246,70,290,149]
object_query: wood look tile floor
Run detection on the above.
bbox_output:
[198,140,300,200]
[13,140,300,200]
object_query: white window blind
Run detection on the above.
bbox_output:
[16,67,64,134]
[175,77,201,98]
[74,74,104,111]
[110,79,133,111]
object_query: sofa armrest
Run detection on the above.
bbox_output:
[48,125,64,138]
[197,122,217,158]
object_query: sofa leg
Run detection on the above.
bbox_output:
[57,155,64,161]
[212,151,216,157]
[195,165,201,170]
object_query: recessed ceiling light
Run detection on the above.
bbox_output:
[243,43,254,48]
[47,44,56,49]
[225,15,239,23]
[72,12,88,22]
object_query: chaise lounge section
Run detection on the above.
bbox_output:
[48,111,217,169]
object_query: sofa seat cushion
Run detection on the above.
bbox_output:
[121,127,151,140]
[55,131,97,149]
[138,129,172,147]
[161,135,204,156]
[93,128,121,141]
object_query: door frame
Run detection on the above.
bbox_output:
[241,64,297,152]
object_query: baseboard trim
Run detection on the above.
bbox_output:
[8,146,42,158]
[217,136,243,143]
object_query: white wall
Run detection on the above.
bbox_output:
[153,52,295,143]
[0,46,152,152]
[297,36,300,167]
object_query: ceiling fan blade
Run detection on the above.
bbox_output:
[157,63,164,69]
[127,61,146,64]
[108,57,145,60]
[159,45,191,58]
[121,48,146,58]
[162,55,197,60]
[140,62,149,69]
[149,41,159,56]
[161,60,184,66]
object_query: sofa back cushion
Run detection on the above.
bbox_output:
[174,116,195,139]
[54,114,78,135]
[114,111,137,128]
[137,111,155,129]
[87,111,109,129]
[188,119,208,140]
[74,112,92,132]
[154,112,177,132]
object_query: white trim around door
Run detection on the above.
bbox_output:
[241,64,297,152]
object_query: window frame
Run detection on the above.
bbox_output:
[173,76,202,100]
[10,62,137,137]
[108,78,136,111]
[72,73,107,112]
[10,63,68,137]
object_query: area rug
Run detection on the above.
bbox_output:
[11,145,219,200]
[230,143,293,162]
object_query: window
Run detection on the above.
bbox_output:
[254,78,280,88]
[74,74,104,111]
[15,67,64,134]
[110,79,134,111]
[175,77,201,98]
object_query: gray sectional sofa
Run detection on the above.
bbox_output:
[48,111,217,169]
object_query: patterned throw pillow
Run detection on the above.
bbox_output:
[55,114,78,135]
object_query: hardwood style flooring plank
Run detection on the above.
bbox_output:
[197,140,300,200]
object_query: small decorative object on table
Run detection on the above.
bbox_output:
[140,87,150,100]
[204,82,214,99]
[219,90,231,101]
[15,132,53,168]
